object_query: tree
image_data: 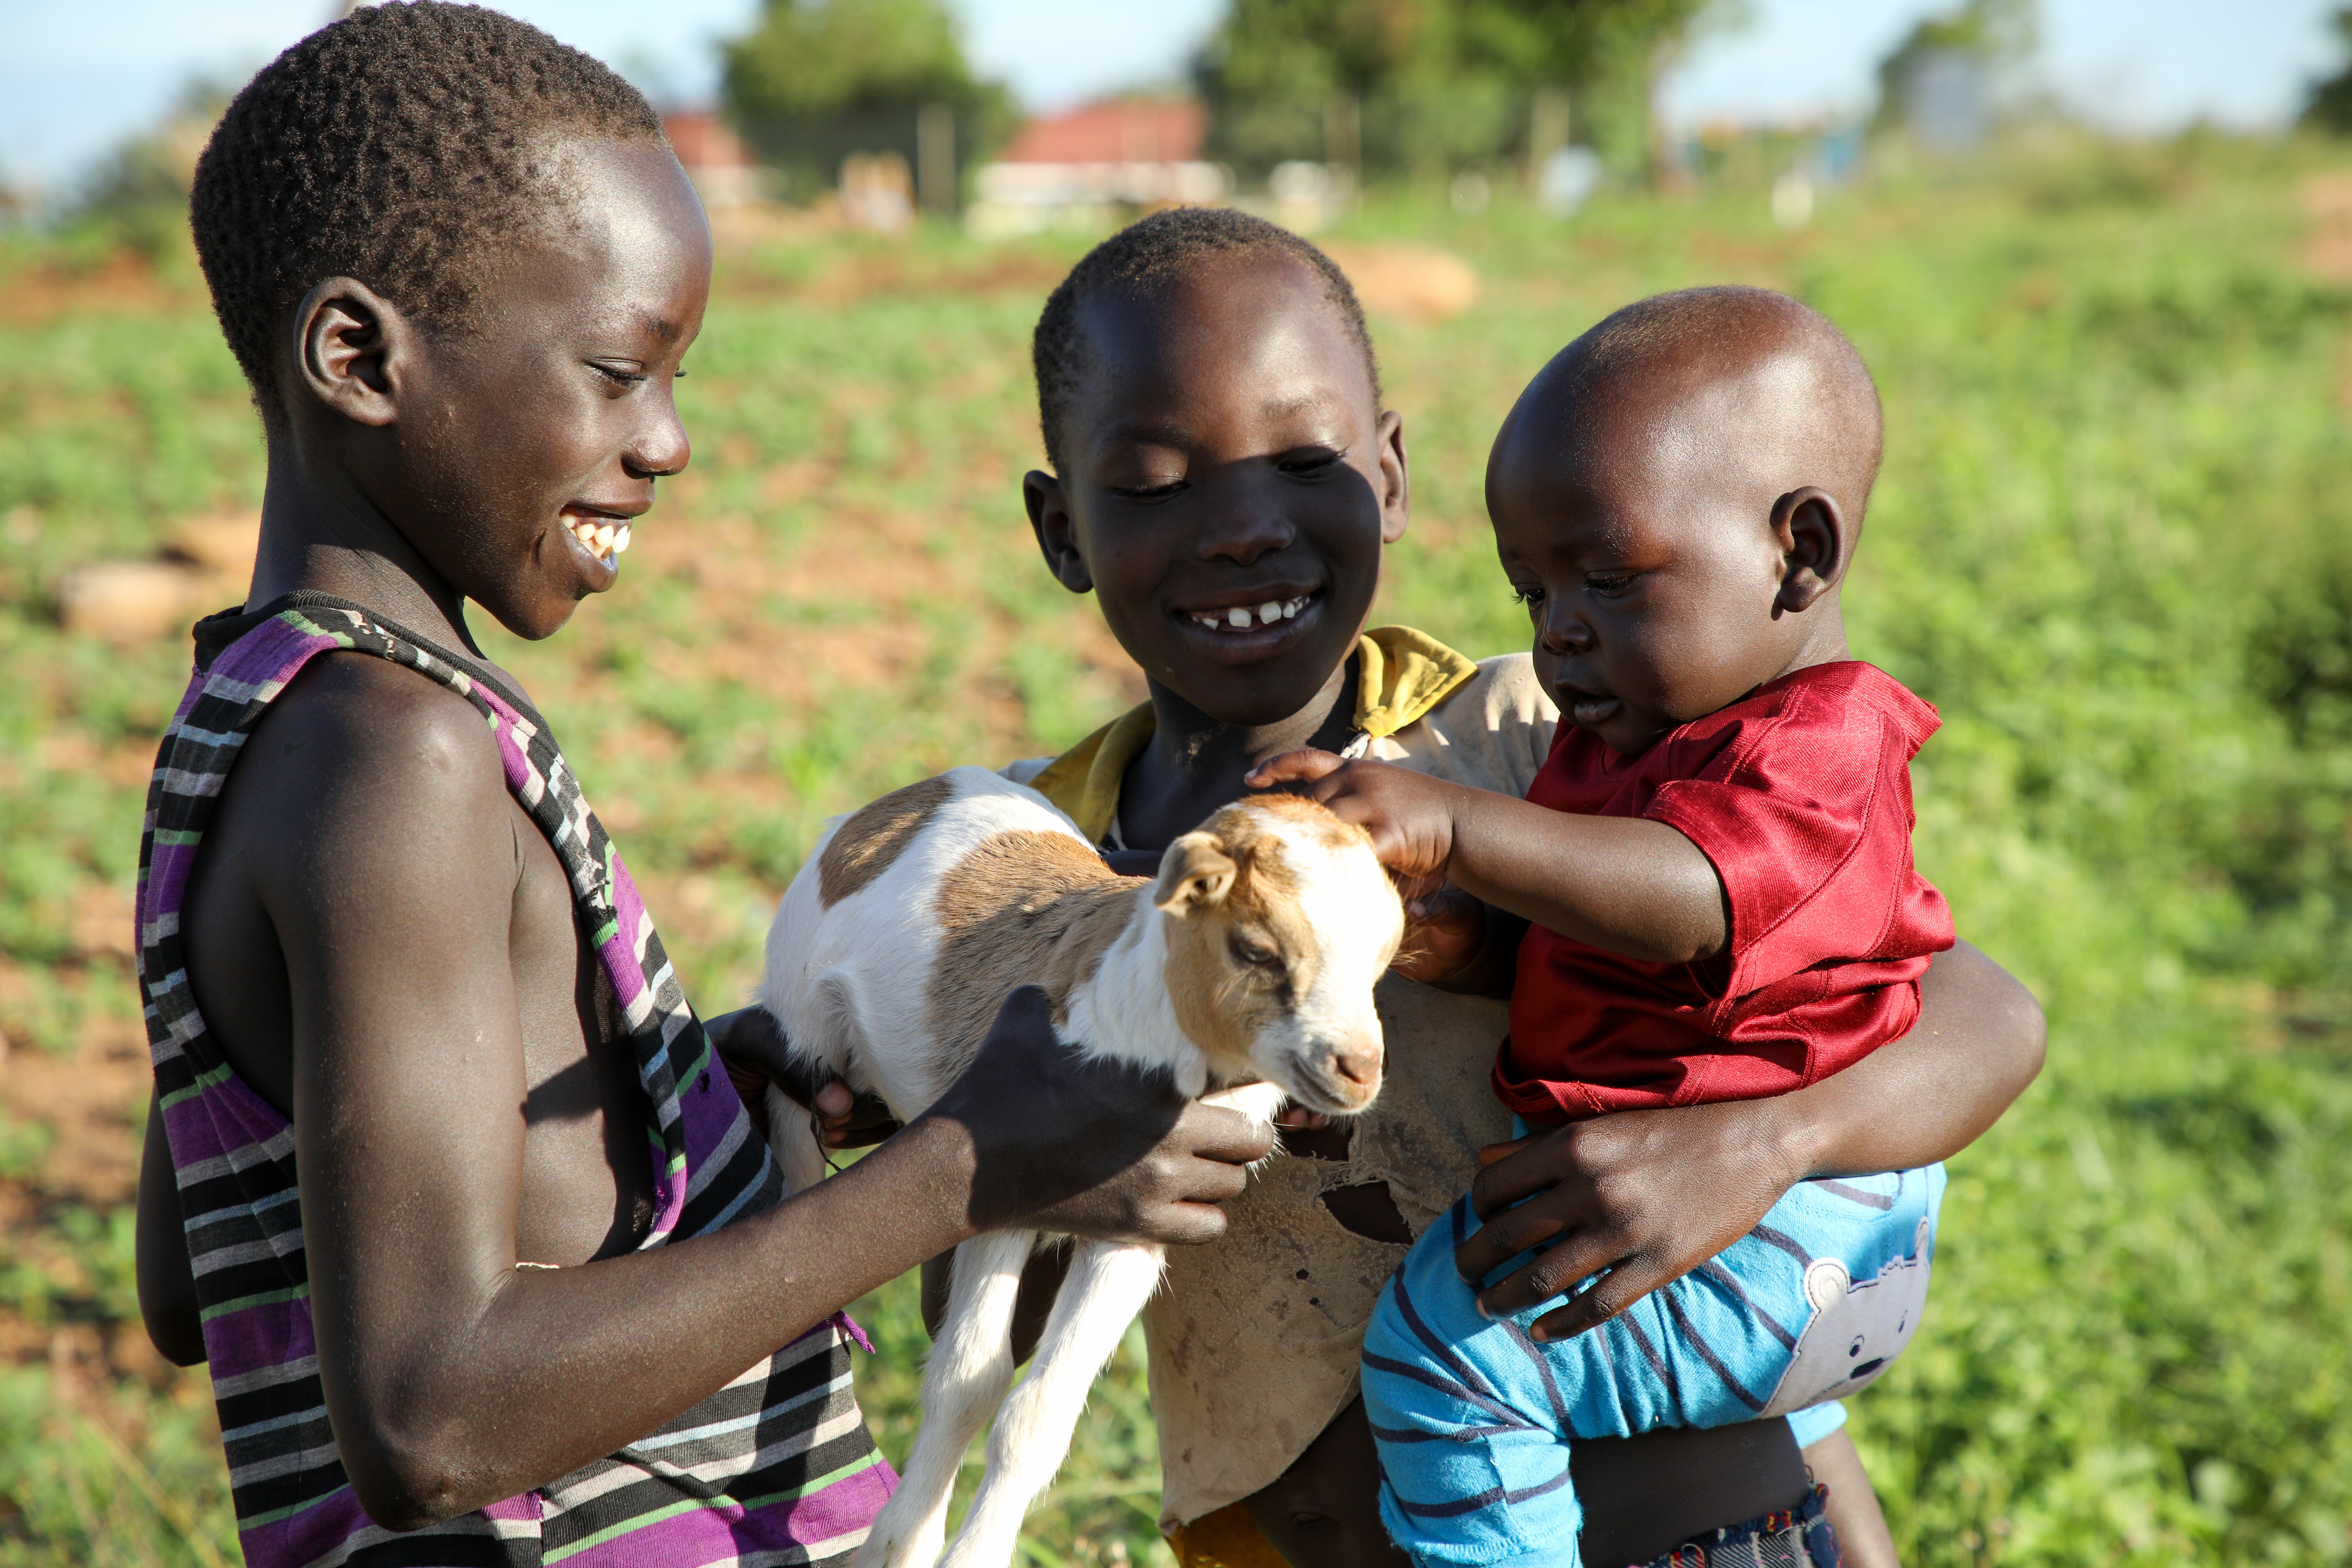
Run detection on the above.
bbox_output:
[2305,7,2352,134]
[721,0,1014,200]
[65,78,231,258]
[1871,0,2035,142]
[1194,0,1714,183]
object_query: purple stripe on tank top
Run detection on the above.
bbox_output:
[160,1069,284,1139]
[551,1463,896,1568]
[143,840,209,931]
[202,1297,318,1372]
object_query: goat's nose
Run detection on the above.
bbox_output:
[1332,1043,1382,1086]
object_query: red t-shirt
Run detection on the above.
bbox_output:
[1497,660,1955,1126]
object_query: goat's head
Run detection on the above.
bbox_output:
[1151,793,1404,1114]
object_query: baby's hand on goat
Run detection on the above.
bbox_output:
[925,987,1273,1245]
[1246,750,1460,884]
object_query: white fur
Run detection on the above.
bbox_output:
[757,766,1400,1568]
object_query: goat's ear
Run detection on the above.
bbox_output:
[1153,831,1237,915]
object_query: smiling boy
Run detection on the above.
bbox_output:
[133,10,1270,1565]
[1002,212,2045,1568]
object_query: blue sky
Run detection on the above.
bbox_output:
[0,0,2341,194]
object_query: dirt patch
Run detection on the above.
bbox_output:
[1684,232,1804,290]
[717,244,1072,310]
[2302,170,2352,280]
[0,1011,165,1418]
[46,511,256,643]
[626,496,1129,753]
[1324,243,1481,323]
[0,1018,149,1212]
[0,252,198,329]
[2298,173,2352,409]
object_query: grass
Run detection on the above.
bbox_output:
[1,126,2349,1564]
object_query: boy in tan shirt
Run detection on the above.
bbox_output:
[992,209,2043,1567]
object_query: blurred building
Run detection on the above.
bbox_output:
[663,111,767,209]
[1899,51,1993,150]
[967,97,1226,239]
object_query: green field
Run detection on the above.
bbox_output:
[2,130,2349,1566]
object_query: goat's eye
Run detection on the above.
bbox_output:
[1230,935,1281,968]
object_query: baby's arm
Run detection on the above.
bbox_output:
[1248,749,1727,964]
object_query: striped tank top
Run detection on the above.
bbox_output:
[138,592,897,1568]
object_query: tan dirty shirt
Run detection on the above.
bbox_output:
[1001,629,1559,1530]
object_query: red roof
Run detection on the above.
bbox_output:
[1000,99,1206,165]
[663,111,753,171]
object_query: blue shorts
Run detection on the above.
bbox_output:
[1361,1158,1944,1567]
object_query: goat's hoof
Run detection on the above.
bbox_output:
[938,1529,1017,1568]
[855,1522,947,1568]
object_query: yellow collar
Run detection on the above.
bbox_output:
[1026,625,1478,842]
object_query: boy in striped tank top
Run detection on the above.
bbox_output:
[136,8,1272,1567]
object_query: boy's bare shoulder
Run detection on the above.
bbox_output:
[241,651,515,838]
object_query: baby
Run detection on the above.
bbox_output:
[1255,286,1953,1567]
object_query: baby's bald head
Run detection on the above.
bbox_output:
[1485,288,1885,754]
[1494,286,1883,534]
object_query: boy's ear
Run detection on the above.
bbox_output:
[291,276,410,430]
[1377,409,1410,546]
[1770,486,1847,614]
[1024,469,1094,595]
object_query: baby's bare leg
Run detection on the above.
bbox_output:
[1806,1429,1898,1568]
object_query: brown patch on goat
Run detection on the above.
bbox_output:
[929,830,1144,1078]
[819,774,955,907]
[1237,789,1376,854]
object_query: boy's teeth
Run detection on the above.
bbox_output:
[1188,594,1315,632]
[565,515,626,563]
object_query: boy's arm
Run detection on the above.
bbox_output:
[1457,939,2044,1340]
[254,670,1265,1530]
[135,1090,206,1366]
[1249,751,1727,964]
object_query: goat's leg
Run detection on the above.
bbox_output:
[763,1083,830,1195]
[854,1229,1037,1568]
[938,1240,1166,1568]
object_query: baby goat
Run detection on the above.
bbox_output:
[758,766,1403,1568]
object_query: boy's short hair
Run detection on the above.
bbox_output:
[1031,207,1381,473]
[191,0,666,411]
